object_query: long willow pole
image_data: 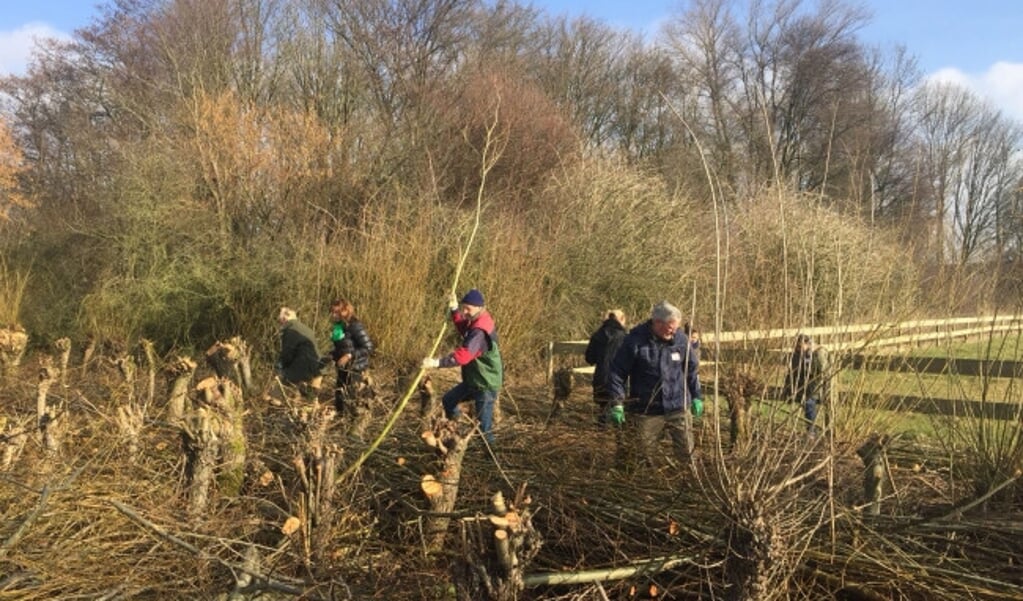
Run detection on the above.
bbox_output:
[339,105,504,481]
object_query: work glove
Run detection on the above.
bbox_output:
[608,404,625,427]
[421,357,440,369]
[691,397,704,418]
[447,292,459,312]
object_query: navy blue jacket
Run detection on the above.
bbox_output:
[608,320,701,415]
[585,317,627,399]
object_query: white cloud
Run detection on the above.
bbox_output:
[0,22,69,77]
[927,62,1023,124]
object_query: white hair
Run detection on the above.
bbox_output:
[650,301,682,323]
[278,307,297,322]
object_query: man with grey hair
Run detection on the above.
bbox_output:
[276,306,322,395]
[607,300,702,468]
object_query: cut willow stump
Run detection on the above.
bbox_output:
[54,337,71,388]
[1,415,30,470]
[451,488,542,601]
[195,376,248,497]
[348,372,377,441]
[856,434,892,516]
[182,407,221,521]
[115,352,144,461]
[418,374,437,431]
[36,358,63,456]
[0,325,28,376]
[205,337,254,393]
[288,402,341,567]
[165,356,198,423]
[546,367,573,423]
[721,368,766,451]
[141,338,158,408]
[421,418,474,551]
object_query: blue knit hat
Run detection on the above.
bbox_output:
[460,288,485,307]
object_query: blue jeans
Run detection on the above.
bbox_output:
[804,397,819,434]
[442,382,497,444]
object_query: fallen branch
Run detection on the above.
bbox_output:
[523,553,698,587]
[108,499,323,600]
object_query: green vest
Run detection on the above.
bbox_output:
[462,338,503,391]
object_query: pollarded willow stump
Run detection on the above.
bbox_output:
[348,372,377,441]
[205,337,254,393]
[724,492,789,601]
[288,401,341,567]
[0,325,28,377]
[856,434,891,516]
[421,418,474,551]
[36,358,64,456]
[54,337,72,388]
[115,352,145,461]
[451,489,543,601]
[418,374,438,431]
[195,376,248,497]
[182,407,221,521]
[1,415,30,471]
[141,338,158,407]
[165,356,197,423]
[721,368,766,451]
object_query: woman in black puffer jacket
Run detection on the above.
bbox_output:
[328,298,375,416]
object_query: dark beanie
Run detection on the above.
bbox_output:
[460,288,485,307]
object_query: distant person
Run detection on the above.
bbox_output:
[683,323,704,419]
[276,307,322,397]
[607,301,702,468]
[421,288,503,446]
[327,298,375,417]
[782,333,831,437]
[585,309,627,426]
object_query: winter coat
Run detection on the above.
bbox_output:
[279,319,321,384]
[607,320,701,415]
[331,317,374,372]
[440,309,503,391]
[783,346,831,404]
[585,317,627,399]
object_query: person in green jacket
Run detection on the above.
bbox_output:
[421,288,503,445]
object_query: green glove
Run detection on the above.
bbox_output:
[608,404,625,426]
[691,397,704,418]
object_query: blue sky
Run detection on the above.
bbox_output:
[1,0,1021,119]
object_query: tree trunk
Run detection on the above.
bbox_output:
[54,337,71,388]
[182,408,221,521]
[36,359,62,456]
[421,418,473,550]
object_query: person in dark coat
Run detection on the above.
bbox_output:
[782,333,831,437]
[585,309,627,426]
[607,301,702,467]
[328,298,375,417]
[276,307,322,395]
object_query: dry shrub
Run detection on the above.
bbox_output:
[727,189,920,328]
[538,159,703,336]
[425,65,581,209]
[0,256,29,327]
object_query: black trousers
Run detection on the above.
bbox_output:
[334,368,363,415]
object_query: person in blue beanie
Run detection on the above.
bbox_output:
[421,288,503,446]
